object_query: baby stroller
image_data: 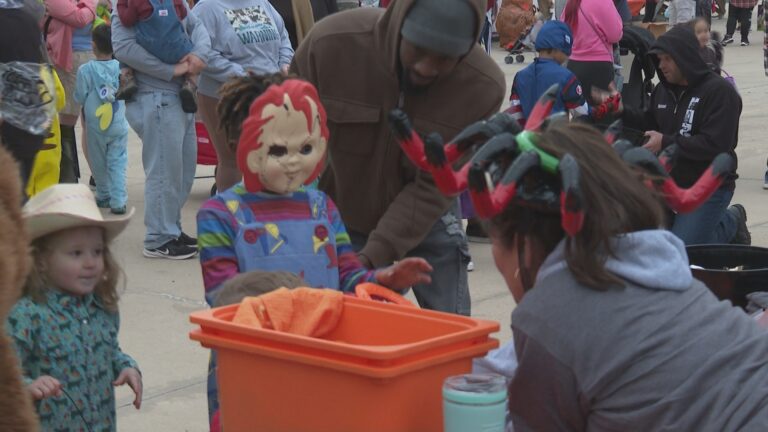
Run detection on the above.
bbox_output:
[504,19,543,64]
[496,0,537,63]
[196,120,219,196]
[619,25,656,113]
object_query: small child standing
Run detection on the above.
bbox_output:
[506,21,588,124]
[75,24,130,215]
[6,183,141,431]
[115,0,198,112]
[690,17,725,74]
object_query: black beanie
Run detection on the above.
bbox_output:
[400,0,477,57]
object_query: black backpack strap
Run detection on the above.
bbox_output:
[43,15,53,42]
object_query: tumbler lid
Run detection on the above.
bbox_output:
[442,374,508,405]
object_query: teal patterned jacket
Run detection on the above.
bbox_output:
[6,291,139,432]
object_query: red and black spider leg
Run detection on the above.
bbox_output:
[663,153,735,213]
[389,109,430,171]
[443,112,523,159]
[603,119,624,145]
[423,133,471,195]
[524,83,559,132]
[658,144,677,173]
[486,151,542,217]
[622,147,669,177]
[464,133,521,217]
[558,154,585,236]
[612,139,635,158]
[467,164,496,218]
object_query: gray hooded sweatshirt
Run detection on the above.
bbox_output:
[509,230,768,431]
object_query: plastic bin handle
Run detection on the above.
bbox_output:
[355,283,416,307]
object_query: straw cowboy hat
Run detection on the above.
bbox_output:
[23,184,134,241]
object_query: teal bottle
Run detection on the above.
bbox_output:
[443,374,508,432]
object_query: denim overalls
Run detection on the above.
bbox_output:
[207,187,340,424]
[135,0,192,64]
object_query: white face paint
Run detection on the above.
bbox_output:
[245,94,327,194]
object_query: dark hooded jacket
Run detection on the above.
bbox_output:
[291,0,505,267]
[622,25,740,190]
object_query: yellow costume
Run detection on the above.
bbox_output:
[26,68,64,197]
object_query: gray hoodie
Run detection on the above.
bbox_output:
[509,230,768,431]
[111,6,210,93]
[191,0,293,98]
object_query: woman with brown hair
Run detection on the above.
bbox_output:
[475,122,768,430]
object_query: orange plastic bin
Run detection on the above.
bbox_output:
[189,296,499,432]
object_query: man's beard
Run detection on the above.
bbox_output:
[400,68,430,95]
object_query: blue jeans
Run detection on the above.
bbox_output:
[670,187,737,245]
[349,201,471,316]
[87,129,128,209]
[125,91,196,248]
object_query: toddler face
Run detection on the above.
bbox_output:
[694,21,710,47]
[44,226,105,297]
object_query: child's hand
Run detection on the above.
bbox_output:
[173,61,189,78]
[181,54,207,75]
[113,368,143,409]
[375,258,433,290]
[27,375,62,400]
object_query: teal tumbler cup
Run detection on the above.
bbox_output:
[443,373,507,432]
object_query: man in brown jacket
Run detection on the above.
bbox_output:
[292,0,505,315]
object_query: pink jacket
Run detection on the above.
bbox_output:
[43,0,96,71]
[561,0,623,63]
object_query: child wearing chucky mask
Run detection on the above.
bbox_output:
[197,76,433,304]
[197,76,433,425]
[7,184,141,431]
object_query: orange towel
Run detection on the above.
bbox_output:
[232,287,344,338]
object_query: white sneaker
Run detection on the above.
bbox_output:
[467,261,475,272]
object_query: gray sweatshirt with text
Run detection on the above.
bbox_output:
[191,0,293,98]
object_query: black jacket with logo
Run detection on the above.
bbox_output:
[622,25,741,190]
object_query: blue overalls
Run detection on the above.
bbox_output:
[207,187,339,424]
[135,0,193,64]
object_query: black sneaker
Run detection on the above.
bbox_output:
[178,231,197,246]
[722,34,734,45]
[728,204,752,245]
[741,40,750,46]
[143,239,198,260]
[180,80,198,113]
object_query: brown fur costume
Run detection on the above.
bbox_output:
[0,143,39,430]
[496,0,536,48]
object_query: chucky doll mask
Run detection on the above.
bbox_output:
[237,79,329,194]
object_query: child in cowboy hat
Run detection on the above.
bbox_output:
[6,183,142,432]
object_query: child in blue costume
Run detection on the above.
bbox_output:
[7,184,141,431]
[197,75,434,427]
[75,24,130,214]
[506,21,589,124]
